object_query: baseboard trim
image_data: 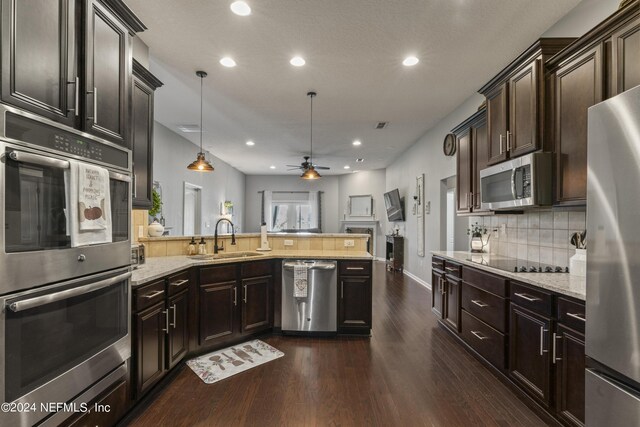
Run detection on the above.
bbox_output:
[403,269,431,291]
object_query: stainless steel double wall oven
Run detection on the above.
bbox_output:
[0,105,132,426]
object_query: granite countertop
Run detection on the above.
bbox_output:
[139,232,370,242]
[132,250,373,286]
[431,251,586,301]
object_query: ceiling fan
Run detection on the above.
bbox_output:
[286,91,330,179]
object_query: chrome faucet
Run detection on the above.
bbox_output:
[214,218,236,254]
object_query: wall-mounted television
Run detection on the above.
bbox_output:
[383,188,405,222]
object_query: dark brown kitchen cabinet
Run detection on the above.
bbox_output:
[610,14,640,96]
[134,300,167,397]
[456,128,472,213]
[509,303,552,408]
[508,60,540,157]
[443,275,461,333]
[63,379,129,427]
[338,275,372,333]
[83,0,132,147]
[0,0,78,126]
[471,116,488,211]
[431,269,444,319]
[132,61,162,209]
[486,83,509,165]
[552,44,603,205]
[555,324,585,427]
[241,275,272,334]
[199,281,238,346]
[167,290,189,369]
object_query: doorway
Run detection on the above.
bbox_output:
[440,176,468,251]
[183,182,202,235]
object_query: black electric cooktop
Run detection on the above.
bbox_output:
[466,256,569,273]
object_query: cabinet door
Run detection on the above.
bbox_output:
[1,0,77,126]
[199,281,237,345]
[611,15,640,96]
[456,129,472,213]
[241,276,272,334]
[431,270,444,319]
[443,276,461,333]
[486,83,508,165]
[555,324,585,427]
[338,276,372,331]
[509,60,540,157]
[134,301,167,397]
[472,119,488,211]
[509,304,552,408]
[84,0,131,147]
[132,75,154,209]
[554,45,603,205]
[167,290,189,369]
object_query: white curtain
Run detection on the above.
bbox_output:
[308,191,319,230]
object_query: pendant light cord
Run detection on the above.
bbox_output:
[310,93,314,165]
[200,74,204,154]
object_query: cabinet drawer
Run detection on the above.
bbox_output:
[461,310,506,370]
[557,297,586,333]
[65,380,128,427]
[241,260,273,278]
[444,261,462,279]
[166,270,190,296]
[134,279,166,312]
[510,282,553,316]
[462,282,507,333]
[462,266,509,297]
[200,264,237,284]
[432,257,444,272]
[339,260,372,276]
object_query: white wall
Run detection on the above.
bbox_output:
[244,175,340,233]
[153,122,246,235]
[385,0,623,286]
[338,170,387,258]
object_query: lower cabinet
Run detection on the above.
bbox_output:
[555,324,585,426]
[167,290,189,369]
[443,275,461,332]
[63,380,129,427]
[199,280,238,346]
[431,269,444,319]
[338,260,373,334]
[134,301,167,397]
[241,275,272,333]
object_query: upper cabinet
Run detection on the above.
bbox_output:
[453,108,488,215]
[1,0,78,127]
[548,1,639,206]
[0,0,146,149]
[132,61,162,209]
[479,39,575,167]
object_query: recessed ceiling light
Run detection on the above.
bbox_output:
[270,165,276,169]
[344,165,350,170]
[220,57,237,67]
[290,56,306,67]
[230,1,251,16]
[356,158,364,163]
[352,140,362,146]
[245,140,255,146]
[402,56,419,66]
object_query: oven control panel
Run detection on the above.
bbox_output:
[53,135,104,161]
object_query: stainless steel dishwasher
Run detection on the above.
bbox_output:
[282,260,337,333]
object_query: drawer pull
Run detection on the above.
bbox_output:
[445,267,458,272]
[143,290,164,299]
[170,304,177,328]
[346,267,364,271]
[553,333,562,364]
[514,292,539,302]
[471,299,488,308]
[170,279,189,287]
[162,309,169,333]
[471,331,488,341]
[233,287,237,306]
[566,312,586,322]
[540,326,549,356]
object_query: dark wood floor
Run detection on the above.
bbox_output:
[126,262,547,426]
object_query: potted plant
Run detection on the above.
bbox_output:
[467,222,488,253]
[148,189,164,237]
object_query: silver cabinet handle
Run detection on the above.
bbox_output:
[170,303,177,328]
[499,134,504,154]
[341,281,344,299]
[243,284,247,303]
[162,309,169,333]
[540,326,549,356]
[133,173,137,199]
[170,279,189,287]
[471,300,488,308]
[553,332,562,364]
[67,77,80,116]
[445,267,458,272]
[514,292,539,302]
[567,312,586,322]
[233,286,237,306]
[471,331,488,340]
[8,271,132,312]
[143,290,164,299]
[441,278,447,295]
[87,87,97,122]
[346,267,364,270]
[506,130,512,151]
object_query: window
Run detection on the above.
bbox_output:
[262,191,321,232]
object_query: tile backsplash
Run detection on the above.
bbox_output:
[468,210,586,268]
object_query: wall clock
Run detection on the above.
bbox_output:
[443,133,456,156]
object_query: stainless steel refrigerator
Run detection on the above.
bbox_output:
[586,84,640,425]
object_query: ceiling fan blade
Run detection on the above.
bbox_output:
[287,168,302,171]
[314,166,330,170]
[286,165,303,168]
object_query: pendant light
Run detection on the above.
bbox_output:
[187,71,214,172]
[301,91,320,180]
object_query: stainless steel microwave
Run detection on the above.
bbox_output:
[479,152,552,210]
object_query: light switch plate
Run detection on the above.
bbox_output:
[284,239,294,246]
[344,239,355,247]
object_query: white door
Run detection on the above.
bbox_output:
[446,189,455,252]
[183,183,202,235]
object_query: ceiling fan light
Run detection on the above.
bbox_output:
[187,153,214,172]
[301,167,321,180]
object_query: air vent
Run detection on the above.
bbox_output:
[177,124,201,133]
[356,158,364,163]
[375,122,388,129]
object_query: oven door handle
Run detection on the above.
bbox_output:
[7,271,132,312]
[511,167,517,200]
[6,150,131,182]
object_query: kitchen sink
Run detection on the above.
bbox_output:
[188,251,265,260]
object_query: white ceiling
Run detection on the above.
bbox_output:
[126,0,581,175]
